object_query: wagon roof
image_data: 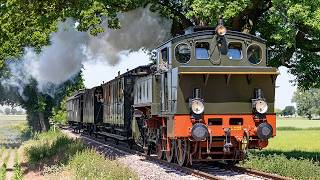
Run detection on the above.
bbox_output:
[66,90,86,101]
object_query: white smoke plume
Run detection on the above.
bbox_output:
[1,7,172,97]
[86,8,172,65]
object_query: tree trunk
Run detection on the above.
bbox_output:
[38,112,49,131]
[27,112,41,132]
[307,114,312,120]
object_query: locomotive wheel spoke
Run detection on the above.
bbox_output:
[156,140,163,159]
[165,139,175,163]
[156,129,163,159]
[175,139,187,166]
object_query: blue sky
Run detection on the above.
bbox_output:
[83,51,297,110]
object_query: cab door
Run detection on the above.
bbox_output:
[158,45,176,114]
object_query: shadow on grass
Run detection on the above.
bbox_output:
[254,150,319,161]
[277,127,320,131]
[0,142,21,149]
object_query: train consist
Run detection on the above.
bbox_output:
[67,21,278,166]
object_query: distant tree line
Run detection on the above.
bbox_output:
[280,106,296,116]
[0,107,25,115]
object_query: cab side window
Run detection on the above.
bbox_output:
[247,44,262,64]
[227,42,242,60]
[195,42,210,60]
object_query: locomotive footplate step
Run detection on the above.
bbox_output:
[96,132,129,141]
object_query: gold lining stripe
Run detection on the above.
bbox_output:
[179,71,279,75]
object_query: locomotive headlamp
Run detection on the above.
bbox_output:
[191,123,209,141]
[191,99,205,114]
[257,123,273,140]
[255,100,268,114]
[216,25,227,36]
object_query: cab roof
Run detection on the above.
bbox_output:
[156,28,266,49]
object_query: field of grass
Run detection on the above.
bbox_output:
[267,130,320,153]
[276,116,320,129]
[270,117,320,154]
[242,116,320,179]
[0,115,26,121]
[0,115,27,180]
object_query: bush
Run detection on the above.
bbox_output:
[69,149,138,180]
[24,130,85,165]
[21,130,138,179]
[242,152,320,180]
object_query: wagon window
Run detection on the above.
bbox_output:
[195,42,210,60]
[175,43,191,63]
[139,85,142,100]
[247,44,262,64]
[146,81,149,99]
[161,48,169,62]
[227,42,242,60]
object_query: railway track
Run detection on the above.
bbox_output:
[61,127,291,180]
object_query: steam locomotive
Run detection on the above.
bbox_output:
[67,21,278,166]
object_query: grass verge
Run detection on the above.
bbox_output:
[13,149,22,180]
[23,130,85,166]
[0,163,6,180]
[242,152,320,180]
[0,151,10,180]
[20,130,138,179]
[68,149,138,179]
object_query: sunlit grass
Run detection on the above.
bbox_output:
[268,130,320,152]
[0,115,26,121]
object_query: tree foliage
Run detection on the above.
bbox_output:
[281,106,296,116]
[0,0,320,130]
[292,88,320,119]
[4,107,10,115]
[0,0,319,88]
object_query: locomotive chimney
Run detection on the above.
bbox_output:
[118,71,120,77]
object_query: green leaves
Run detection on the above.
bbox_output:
[186,0,251,25]
[293,88,320,118]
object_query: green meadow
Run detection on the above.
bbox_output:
[242,117,320,180]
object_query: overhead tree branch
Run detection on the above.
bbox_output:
[231,0,272,31]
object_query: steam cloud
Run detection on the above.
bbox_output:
[1,7,172,97]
